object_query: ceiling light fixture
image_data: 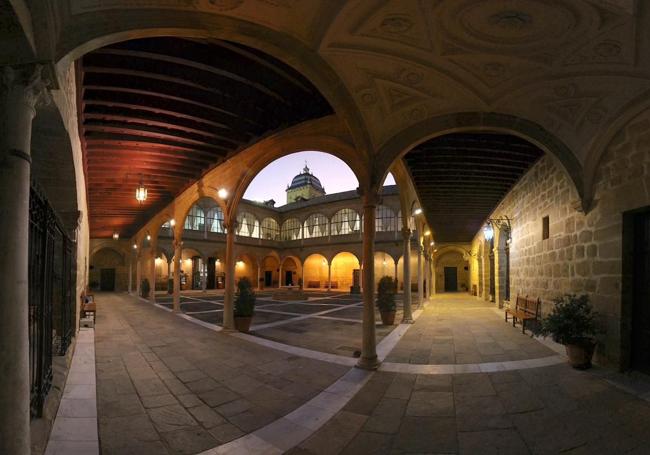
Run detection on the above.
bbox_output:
[413,208,422,215]
[169,219,176,227]
[135,175,147,204]
[218,188,228,199]
[112,232,119,240]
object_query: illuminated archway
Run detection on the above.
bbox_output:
[373,251,396,291]
[331,252,360,291]
[280,257,301,286]
[303,254,329,289]
[261,255,280,289]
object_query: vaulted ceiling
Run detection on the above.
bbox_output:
[403,133,544,242]
[79,37,333,238]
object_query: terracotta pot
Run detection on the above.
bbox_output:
[234,316,253,333]
[565,338,596,369]
[380,310,396,326]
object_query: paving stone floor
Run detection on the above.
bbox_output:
[289,364,650,454]
[154,290,415,356]
[94,293,348,455]
[385,293,555,364]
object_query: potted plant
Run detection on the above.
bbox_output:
[376,276,397,325]
[234,277,256,332]
[535,294,602,369]
[141,278,150,298]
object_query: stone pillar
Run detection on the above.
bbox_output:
[150,240,157,302]
[494,245,507,308]
[482,245,491,301]
[166,259,172,294]
[401,228,413,323]
[0,64,49,455]
[173,240,181,312]
[223,222,236,330]
[394,261,399,292]
[417,244,424,307]
[358,192,379,370]
[201,258,207,293]
[278,263,283,288]
[128,258,133,294]
[327,263,332,292]
[136,252,142,296]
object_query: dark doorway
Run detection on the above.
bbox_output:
[100,268,115,291]
[629,210,650,374]
[265,271,272,287]
[285,270,293,286]
[444,267,458,292]
[207,257,216,289]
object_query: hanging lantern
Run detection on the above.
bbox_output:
[135,176,147,204]
[112,232,119,240]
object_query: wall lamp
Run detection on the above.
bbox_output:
[413,208,422,216]
[483,216,512,242]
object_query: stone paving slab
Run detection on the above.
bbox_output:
[94,293,348,455]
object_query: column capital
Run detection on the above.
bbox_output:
[401,227,411,240]
[173,239,183,251]
[1,64,52,111]
[223,220,239,232]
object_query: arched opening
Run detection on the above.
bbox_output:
[89,247,126,292]
[331,252,360,291]
[279,257,301,287]
[179,248,203,291]
[397,253,418,293]
[234,254,256,284]
[374,252,396,290]
[260,218,280,241]
[303,213,329,239]
[236,212,260,238]
[281,218,302,241]
[260,255,280,289]
[154,251,171,293]
[303,254,329,290]
[435,250,469,293]
[331,208,361,236]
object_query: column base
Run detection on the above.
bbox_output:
[356,355,380,370]
[401,317,414,324]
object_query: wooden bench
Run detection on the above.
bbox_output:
[307,280,320,289]
[326,281,338,289]
[505,295,541,335]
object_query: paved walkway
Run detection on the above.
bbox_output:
[94,293,347,454]
[90,292,650,454]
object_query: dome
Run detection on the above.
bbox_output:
[287,164,325,193]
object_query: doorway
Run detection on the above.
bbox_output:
[626,210,650,374]
[444,267,457,292]
[100,268,115,291]
[285,270,293,286]
[265,271,272,287]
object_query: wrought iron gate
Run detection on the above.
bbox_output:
[28,183,77,418]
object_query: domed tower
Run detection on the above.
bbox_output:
[286,163,326,204]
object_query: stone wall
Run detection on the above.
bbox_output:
[470,108,650,367]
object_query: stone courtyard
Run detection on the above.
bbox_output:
[83,291,650,454]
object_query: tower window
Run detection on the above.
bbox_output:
[542,216,550,240]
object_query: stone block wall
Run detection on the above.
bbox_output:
[470,109,650,367]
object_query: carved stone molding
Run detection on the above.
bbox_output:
[1,64,51,110]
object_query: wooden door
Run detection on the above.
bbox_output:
[444,267,457,292]
[633,212,650,373]
[100,268,115,291]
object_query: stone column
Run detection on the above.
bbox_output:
[494,245,507,308]
[401,228,413,323]
[173,240,181,312]
[256,264,261,290]
[278,263,283,288]
[0,64,50,455]
[417,244,424,307]
[223,221,236,330]
[327,263,332,292]
[201,258,207,293]
[128,258,133,294]
[150,240,157,302]
[136,252,142,296]
[166,259,172,294]
[394,261,399,292]
[358,192,379,370]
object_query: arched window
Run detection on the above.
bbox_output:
[184,205,205,231]
[331,209,361,235]
[206,206,224,233]
[303,213,329,238]
[260,217,280,240]
[281,218,302,240]
[396,210,415,232]
[376,205,396,232]
[236,212,259,237]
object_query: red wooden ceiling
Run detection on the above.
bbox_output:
[79,37,332,238]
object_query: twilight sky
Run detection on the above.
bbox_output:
[243,151,396,206]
